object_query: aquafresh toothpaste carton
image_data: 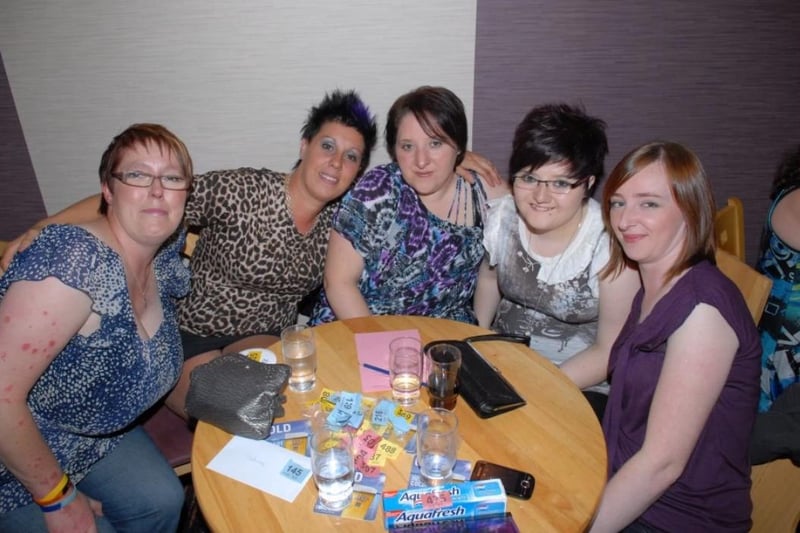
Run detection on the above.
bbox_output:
[382,479,507,529]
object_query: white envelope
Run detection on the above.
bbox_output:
[207,436,312,502]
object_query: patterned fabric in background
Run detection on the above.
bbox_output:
[756,184,800,412]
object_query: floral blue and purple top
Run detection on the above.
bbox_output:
[310,163,487,324]
[0,224,190,512]
[756,183,800,411]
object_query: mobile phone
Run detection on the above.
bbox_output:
[470,460,535,500]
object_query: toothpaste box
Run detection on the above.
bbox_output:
[382,479,506,529]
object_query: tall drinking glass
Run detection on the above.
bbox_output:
[310,426,355,510]
[389,336,423,406]
[416,408,459,486]
[426,342,461,410]
[281,325,317,392]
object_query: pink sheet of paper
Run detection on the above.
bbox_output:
[354,329,420,393]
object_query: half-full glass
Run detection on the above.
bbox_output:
[280,324,317,392]
[389,336,423,406]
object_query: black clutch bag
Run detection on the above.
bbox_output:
[185,353,290,439]
[427,335,528,419]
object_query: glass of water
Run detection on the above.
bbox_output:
[280,324,317,392]
[416,408,459,486]
[310,426,355,510]
[389,336,422,406]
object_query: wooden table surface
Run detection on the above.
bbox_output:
[191,316,607,532]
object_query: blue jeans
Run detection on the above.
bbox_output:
[0,426,184,532]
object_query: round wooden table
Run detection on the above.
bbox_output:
[191,316,607,532]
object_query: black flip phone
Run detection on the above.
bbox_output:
[470,460,535,500]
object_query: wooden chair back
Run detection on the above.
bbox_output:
[715,249,771,323]
[716,250,799,531]
[183,230,199,257]
[750,459,800,532]
[715,197,746,262]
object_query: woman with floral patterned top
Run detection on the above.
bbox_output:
[310,86,508,324]
[0,124,192,532]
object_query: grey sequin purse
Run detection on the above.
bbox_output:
[185,353,290,439]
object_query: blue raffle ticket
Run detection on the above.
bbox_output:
[382,479,507,529]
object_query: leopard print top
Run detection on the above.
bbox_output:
[178,167,334,336]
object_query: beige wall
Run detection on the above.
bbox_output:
[0,1,477,214]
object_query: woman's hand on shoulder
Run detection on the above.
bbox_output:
[458,151,507,187]
[1,226,44,271]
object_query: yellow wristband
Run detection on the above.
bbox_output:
[34,473,69,506]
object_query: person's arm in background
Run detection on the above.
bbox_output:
[1,194,102,269]
[561,265,640,388]
[589,303,738,532]
[771,188,800,250]
[322,230,371,319]
[0,277,101,531]
[457,150,503,188]
[474,257,501,329]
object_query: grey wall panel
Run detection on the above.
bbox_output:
[0,51,46,240]
[474,0,800,264]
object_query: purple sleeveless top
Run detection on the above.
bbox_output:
[603,261,760,531]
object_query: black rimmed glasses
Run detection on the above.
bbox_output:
[111,171,191,191]
[512,173,585,195]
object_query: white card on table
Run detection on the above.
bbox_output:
[207,435,312,502]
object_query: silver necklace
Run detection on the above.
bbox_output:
[446,174,467,225]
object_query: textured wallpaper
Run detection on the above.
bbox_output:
[0,0,477,235]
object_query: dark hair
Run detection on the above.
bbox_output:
[509,104,608,196]
[601,141,716,282]
[385,86,468,168]
[298,89,378,175]
[770,144,800,200]
[99,123,193,215]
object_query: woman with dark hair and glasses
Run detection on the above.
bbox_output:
[310,86,508,324]
[0,124,192,531]
[476,104,639,418]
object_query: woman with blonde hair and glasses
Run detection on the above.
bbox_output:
[566,141,760,532]
[476,104,639,418]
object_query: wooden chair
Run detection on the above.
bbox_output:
[715,197,746,262]
[750,458,800,532]
[716,250,800,531]
[183,230,199,257]
[715,249,771,323]
[141,405,193,477]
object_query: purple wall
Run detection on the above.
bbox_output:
[473,0,800,264]
[0,52,46,240]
